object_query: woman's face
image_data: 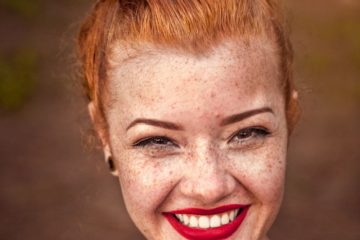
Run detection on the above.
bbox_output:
[103,39,288,240]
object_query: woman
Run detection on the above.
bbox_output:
[77,0,299,239]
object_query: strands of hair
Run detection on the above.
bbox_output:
[119,0,268,50]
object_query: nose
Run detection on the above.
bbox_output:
[179,141,236,205]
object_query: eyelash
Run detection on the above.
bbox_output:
[228,127,270,143]
[133,136,178,148]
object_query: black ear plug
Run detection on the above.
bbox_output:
[106,156,116,172]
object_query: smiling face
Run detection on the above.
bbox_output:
[101,38,288,240]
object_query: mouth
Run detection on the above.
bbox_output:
[163,204,250,240]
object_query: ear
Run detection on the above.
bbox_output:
[292,90,299,100]
[88,102,118,176]
[88,101,108,146]
[287,90,300,135]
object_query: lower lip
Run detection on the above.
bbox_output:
[163,205,249,240]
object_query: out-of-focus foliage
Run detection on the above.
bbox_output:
[0,50,38,111]
[0,0,40,18]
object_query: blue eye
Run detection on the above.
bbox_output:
[133,136,178,148]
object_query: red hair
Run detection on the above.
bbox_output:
[77,0,298,136]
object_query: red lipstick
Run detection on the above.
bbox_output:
[163,204,249,240]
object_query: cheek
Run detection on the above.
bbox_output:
[116,153,180,216]
[257,150,286,204]
[229,137,287,204]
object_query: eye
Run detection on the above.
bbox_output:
[232,127,269,140]
[133,136,178,148]
[229,127,270,148]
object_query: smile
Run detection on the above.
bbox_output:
[163,204,250,240]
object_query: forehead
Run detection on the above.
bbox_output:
[107,38,282,120]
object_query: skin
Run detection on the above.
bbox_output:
[90,38,288,240]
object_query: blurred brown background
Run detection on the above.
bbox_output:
[0,0,359,239]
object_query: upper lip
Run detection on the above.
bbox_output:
[164,204,249,215]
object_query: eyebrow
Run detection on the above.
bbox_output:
[220,107,274,126]
[126,118,184,131]
[126,107,273,131]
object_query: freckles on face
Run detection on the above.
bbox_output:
[105,39,288,240]
[115,152,182,237]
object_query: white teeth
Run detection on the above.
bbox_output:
[178,214,184,223]
[198,216,210,229]
[183,215,189,225]
[210,215,221,228]
[221,213,230,225]
[189,216,198,227]
[174,209,241,228]
[229,210,235,221]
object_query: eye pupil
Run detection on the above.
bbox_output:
[237,129,252,139]
[153,137,168,144]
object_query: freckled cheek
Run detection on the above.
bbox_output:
[258,154,286,203]
[116,154,181,215]
[229,149,286,203]
[259,159,286,204]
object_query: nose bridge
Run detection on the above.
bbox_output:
[180,139,235,204]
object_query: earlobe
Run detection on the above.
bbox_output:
[104,145,119,177]
[88,102,118,176]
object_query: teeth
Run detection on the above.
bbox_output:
[210,215,221,228]
[229,211,235,221]
[189,216,198,227]
[221,213,230,225]
[174,209,240,229]
[198,216,210,229]
[183,215,189,225]
[178,214,184,223]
